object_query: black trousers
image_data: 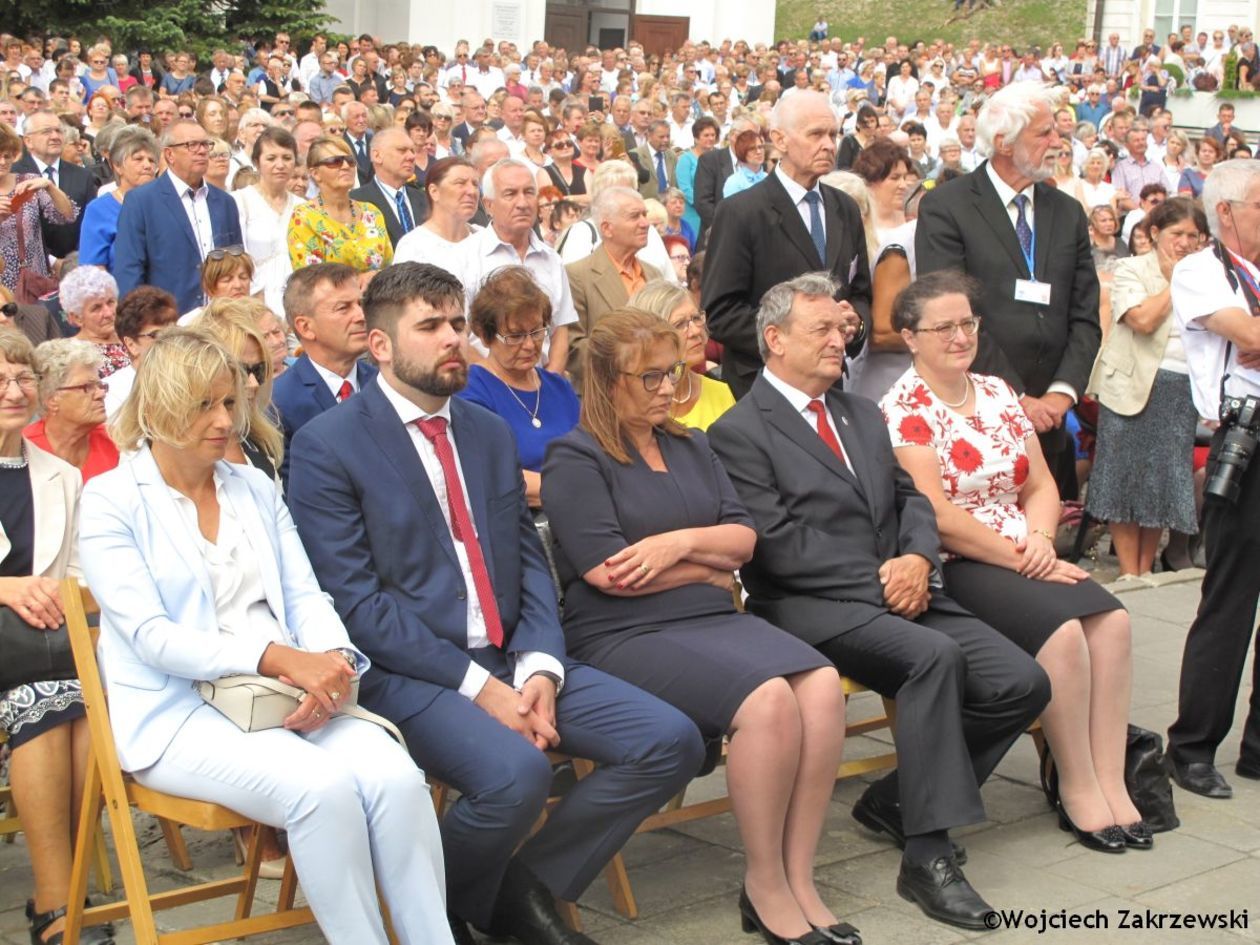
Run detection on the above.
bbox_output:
[817,596,1050,836]
[1167,426,1260,767]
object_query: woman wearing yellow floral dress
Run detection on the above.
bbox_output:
[287,136,392,272]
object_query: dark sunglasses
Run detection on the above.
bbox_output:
[239,360,267,384]
[313,154,356,169]
[0,302,17,316]
[206,244,247,262]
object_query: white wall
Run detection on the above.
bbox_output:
[631,0,776,46]
[1086,0,1260,43]
[322,0,548,55]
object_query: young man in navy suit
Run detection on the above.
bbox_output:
[271,263,377,486]
[286,263,703,945]
[113,119,242,314]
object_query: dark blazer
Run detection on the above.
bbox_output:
[285,382,566,722]
[701,172,872,398]
[13,155,97,258]
[692,146,735,242]
[272,353,379,486]
[350,179,430,247]
[707,376,942,645]
[452,121,478,147]
[113,172,242,315]
[5,303,62,345]
[342,131,375,182]
[915,161,1101,399]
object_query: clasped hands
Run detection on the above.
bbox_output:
[475,674,560,751]
[879,554,932,619]
[259,643,356,734]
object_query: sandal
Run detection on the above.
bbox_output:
[27,899,115,945]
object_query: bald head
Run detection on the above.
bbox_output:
[770,89,833,133]
[369,126,417,187]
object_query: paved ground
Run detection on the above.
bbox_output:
[3,568,1258,945]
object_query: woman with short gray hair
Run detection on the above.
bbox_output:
[27,337,119,480]
[79,125,160,271]
[60,267,128,377]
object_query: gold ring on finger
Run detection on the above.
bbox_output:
[639,565,650,575]
[331,691,342,701]
[314,710,323,718]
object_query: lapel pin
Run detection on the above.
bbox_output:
[841,416,849,426]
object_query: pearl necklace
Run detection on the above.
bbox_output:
[0,442,28,469]
[930,373,972,408]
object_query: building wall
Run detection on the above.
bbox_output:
[634,0,776,46]
[1086,0,1260,42]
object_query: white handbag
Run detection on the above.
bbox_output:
[195,675,406,748]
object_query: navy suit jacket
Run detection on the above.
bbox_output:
[113,173,242,314]
[286,380,566,722]
[271,353,378,486]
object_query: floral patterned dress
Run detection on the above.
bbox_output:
[286,199,393,272]
[880,368,1035,550]
[0,174,77,291]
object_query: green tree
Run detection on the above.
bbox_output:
[0,0,332,56]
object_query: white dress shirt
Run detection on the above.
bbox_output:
[30,156,60,187]
[775,164,826,241]
[310,357,359,400]
[373,178,410,227]
[166,169,215,261]
[374,375,564,698]
[984,161,1079,403]
[761,366,854,468]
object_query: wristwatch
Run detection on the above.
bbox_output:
[334,648,358,672]
[528,670,563,692]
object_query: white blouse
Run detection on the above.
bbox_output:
[393,222,481,276]
[233,186,305,313]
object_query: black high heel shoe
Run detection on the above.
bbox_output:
[1119,819,1155,849]
[1056,801,1126,853]
[738,887,832,945]
[812,920,863,945]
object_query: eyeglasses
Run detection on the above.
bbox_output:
[670,312,706,331]
[550,139,572,148]
[0,372,37,392]
[495,326,548,346]
[623,360,687,391]
[169,139,213,152]
[206,244,247,261]
[57,380,108,395]
[912,316,981,339]
[272,109,293,118]
[176,109,195,117]
[239,360,267,384]
[313,154,356,169]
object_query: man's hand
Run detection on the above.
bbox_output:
[835,299,862,344]
[1020,393,1071,432]
[474,676,558,750]
[517,674,560,751]
[878,554,931,619]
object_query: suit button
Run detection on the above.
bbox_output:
[875,529,884,539]
[457,590,467,600]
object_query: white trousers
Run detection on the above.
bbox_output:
[134,705,452,945]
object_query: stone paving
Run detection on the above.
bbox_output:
[2,570,1258,945]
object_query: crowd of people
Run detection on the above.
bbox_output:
[2,19,1259,945]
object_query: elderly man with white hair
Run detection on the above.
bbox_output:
[456,156,577,372]
[1165,158,1260,800]
[563,186,663,385]
[916,80,1100,500]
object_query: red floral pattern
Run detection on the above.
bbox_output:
[880,370,1036,545]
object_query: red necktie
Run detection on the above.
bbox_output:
[807,400,847,467]
[337,380,353,402]
[415,417,505,648]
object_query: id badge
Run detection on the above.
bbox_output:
[1014,279,1052,305]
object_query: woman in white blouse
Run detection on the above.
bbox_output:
[393,156,480,273]
[1079,148,1118,212]
[79,329,453,945]
[232,127,304,314]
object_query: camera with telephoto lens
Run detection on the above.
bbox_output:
[1206,395,1260,503]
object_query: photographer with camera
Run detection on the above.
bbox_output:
[1165,158,1260,799]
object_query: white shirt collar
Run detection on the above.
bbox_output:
[761,364,826,414]
[166,169,207,199]
[984,160,1034,211]
[479,224,545,259]
[31,155,58,176]
[775,164,821,208]
[375,372,452,426]
[375,177,401,202]
[309,357,357,397]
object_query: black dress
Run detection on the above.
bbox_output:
[542,427,828,737]
[544,163,586,198]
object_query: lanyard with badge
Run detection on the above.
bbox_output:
[1211,239,1260,407]
[1012,211,1052,306]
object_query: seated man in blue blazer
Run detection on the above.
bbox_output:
[287,263,703,945]
[271,263,377,486]
[113,120,242,314]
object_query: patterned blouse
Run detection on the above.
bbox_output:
[286,199,393,272]
[0,174,77,290]
[880,367,1036,547]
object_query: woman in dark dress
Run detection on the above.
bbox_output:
[878,271,1147,855]
[542,310,858,945]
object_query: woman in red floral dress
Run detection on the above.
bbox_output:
[879,270,1148,854]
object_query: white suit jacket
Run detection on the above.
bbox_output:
[1,442,81,580]
[79,446,366,772]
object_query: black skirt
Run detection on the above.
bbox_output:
[943,559,1124,655]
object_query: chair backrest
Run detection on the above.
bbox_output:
[61,580,126,794]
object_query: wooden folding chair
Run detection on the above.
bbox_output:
[60,579,317,945]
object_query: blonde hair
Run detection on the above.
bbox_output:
[200,249,256,297]
[580,308,689,464]
[307,133,353,168]
[642,198,667,228]
[192,299,284,467]
[109,328,248,452]
[629,279,691,322]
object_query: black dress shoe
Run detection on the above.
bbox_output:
[851,787,968,865]
[484,859,597,945]
[1164,756,1233,798]
[1056,801,1126,853]
[895,855,995,931]
[1236,757,1260,780]
[737,887,832,945]
[448,913,476,945]
[812,920,862,945]
[1119,820,1154,849]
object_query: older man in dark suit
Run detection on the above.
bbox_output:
[349,127,430,247]
[702,93,870,399]
[916,83,1101,498]
[15,110,97,259]
[709,272,1049,932]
